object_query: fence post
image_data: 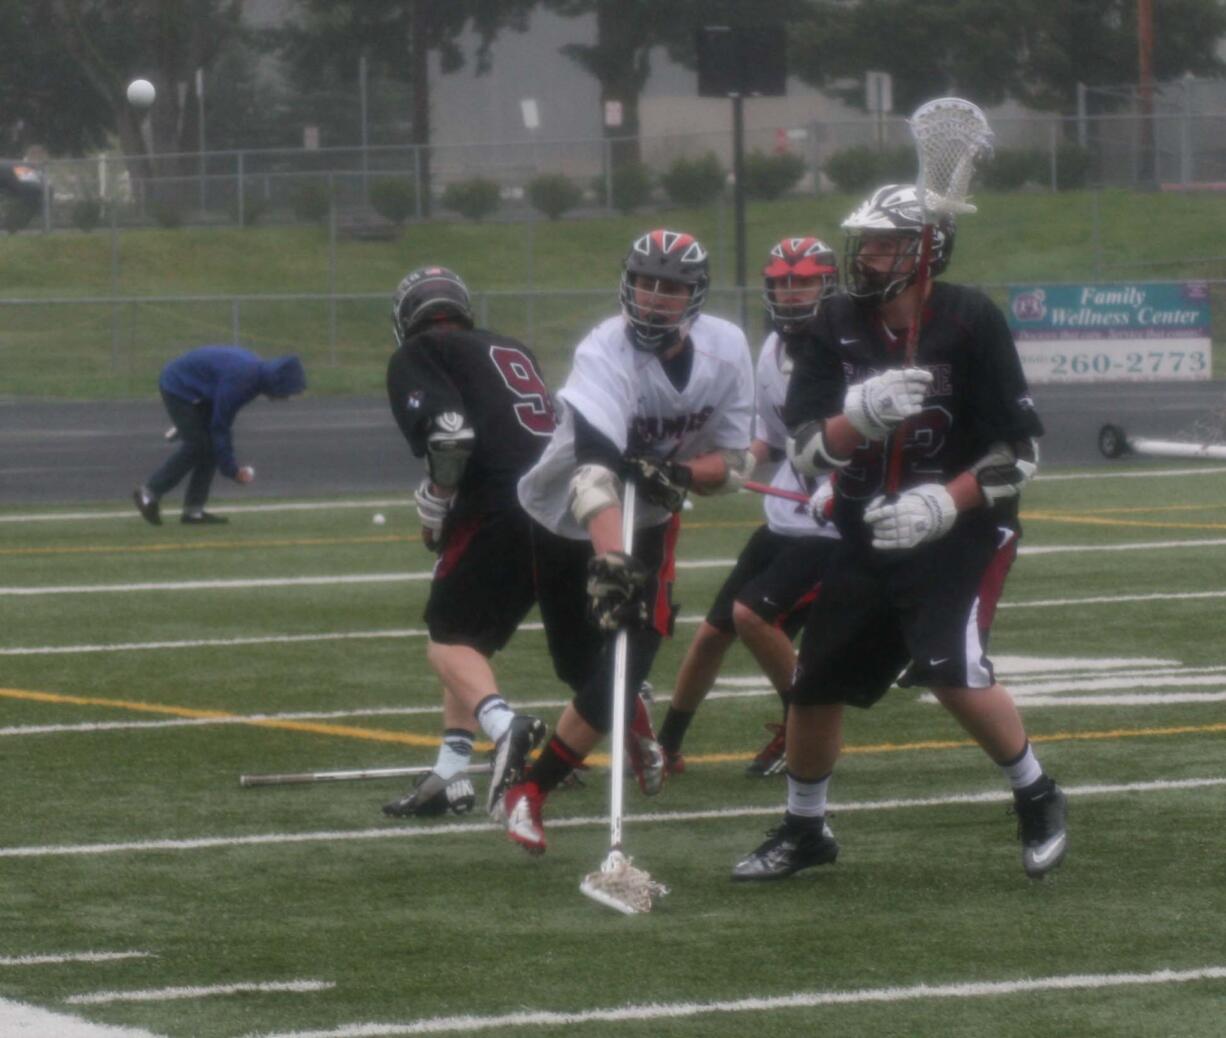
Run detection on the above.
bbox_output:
[1049,121,1058,192]
[328,174,337,364]
[414,146,423,220]
[231,298,241,344]
[237,152,245,228]
[603,138,613,211]
[1090,189,1103,280]
[110,194,121,372]
[40,162,51,233]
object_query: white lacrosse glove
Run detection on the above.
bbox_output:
[414,478,453,552]
[808,477,835,527]
[843,367,933,441]
[863,484,957,551]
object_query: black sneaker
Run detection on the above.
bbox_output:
[132,487,161,526]
[1014,780,1068,879]
[383,771,475,818]
[181,511,229,525]
[731,814,838,881]
[486,715,546,817]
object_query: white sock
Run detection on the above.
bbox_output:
[475,695,514,744]
[786,772,831,819]
[1000,740,1043,790]
[433,729,473,781]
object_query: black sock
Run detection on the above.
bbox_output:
[658,707,695,754]
[527,735,585,795]
[1015,773,1055,801]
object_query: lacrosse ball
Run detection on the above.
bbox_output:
[127,79,156,108]
[372,513,386,526]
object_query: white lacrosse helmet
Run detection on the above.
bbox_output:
[841,184,956,304]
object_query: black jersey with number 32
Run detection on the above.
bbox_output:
[387,327,557,518]
[784,283,1044,530]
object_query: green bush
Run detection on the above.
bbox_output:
[289,180,332,223]
[743,151,807,200]
[232,195,269,227]
[2,198,38,234]
[1055,143,1093,190]
[369,177,417,225]
[441,177,501,222]
[150,201,183,229]
[527,173,582,220]
[661,152,725,207]
[823,145,916,193]
[606,161,652,214]
[980,148,1047,191]
[71,198,103,232]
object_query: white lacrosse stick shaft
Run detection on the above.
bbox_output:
[606,477,637,852]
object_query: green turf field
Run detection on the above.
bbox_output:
[1,462,1225,1036]
[2,189,1224,397]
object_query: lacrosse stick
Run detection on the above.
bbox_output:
[743,479,810,505]
[885,97,994,492]
[579,477,669,914]
[239,763,492,788]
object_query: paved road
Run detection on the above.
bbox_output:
[2,382,1223,506]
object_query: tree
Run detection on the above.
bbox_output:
[789,0,1226,117]
[45,0,244,182]
[276,0,532,216]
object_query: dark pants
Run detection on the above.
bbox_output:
[145,392,215,511]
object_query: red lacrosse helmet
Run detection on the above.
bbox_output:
[762,237,838,334]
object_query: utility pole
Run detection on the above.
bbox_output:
[1137,0,1155,185]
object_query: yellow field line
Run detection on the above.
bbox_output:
[1021,511,1226,531]
[0,687,440,749]
[4,686,1223,765]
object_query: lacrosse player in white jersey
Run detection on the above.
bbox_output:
[657,238,844,778]
[498,229,755,855]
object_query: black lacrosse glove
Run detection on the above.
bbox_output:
[622,454,693,513]
[586,551,650,632]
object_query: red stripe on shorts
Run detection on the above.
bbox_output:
[434,516,481,580]
[977,531,1018,633]
[651,513,682,636]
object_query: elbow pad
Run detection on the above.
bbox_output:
[708,448,756,495]
[426,412,475,489]
[569,463,622,528]
[971,438,1038,504]
[787,420,849,476]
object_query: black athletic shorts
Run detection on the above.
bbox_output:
[424,507,536,656]
[705,525,839,639]
[530,516,678,731]
[791,519,1020,708]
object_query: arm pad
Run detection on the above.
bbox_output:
[426,412,475,488]
[787,420,850,476]
[569,463,622,528]
[971,438,1038,504]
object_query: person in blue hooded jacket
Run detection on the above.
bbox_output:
[133,346,306,525]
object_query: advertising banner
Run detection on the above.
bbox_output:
[1007,282,1212,383]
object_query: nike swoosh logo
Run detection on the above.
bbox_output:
[929,657,949,666]
[1028,834,1067,867]
[839,337,859,345]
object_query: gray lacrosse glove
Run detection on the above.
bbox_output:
[863,484,957,550]
[586,550,650,632]
[622,455,692,513]
[843,367,933,441]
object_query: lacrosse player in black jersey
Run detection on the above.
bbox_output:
[732,185,1067,883]
[382,267,553,820]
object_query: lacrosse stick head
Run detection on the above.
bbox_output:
[579,849,669,915]
[909,97,994,216]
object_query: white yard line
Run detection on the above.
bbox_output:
[0,500,410,523]
[1037,466,1226,481]
[243,966,1226,1038]
[65,980,334,1006]
[1,777,1220,861]
[1001,589,1226,609]
[1013,692,1226,706]
[0,951,153,967]
[1020,537,1226,555]
[0,996,165,1037]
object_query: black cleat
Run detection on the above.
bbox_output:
[181,511,228,525]
[731,814,838,881]
[383,771,475,818]
[486,715,547,817]
[132,487,161,526]
[1015,779,1068,879]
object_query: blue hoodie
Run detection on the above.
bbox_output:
[159,346,306,478]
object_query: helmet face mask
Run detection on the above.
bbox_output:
[620,229,709,353]
[841,184,955,305]
[392,267,474,347]
[762,237,838,334]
